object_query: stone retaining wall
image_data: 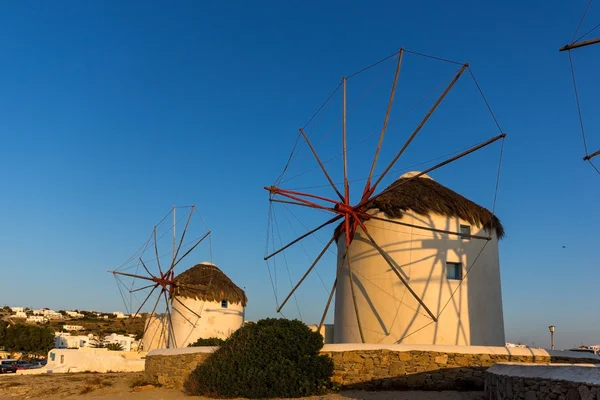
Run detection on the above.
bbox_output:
[144,347,213,389]
[485,363,600,399]
[144,344,600,391]
[324,348,599,391]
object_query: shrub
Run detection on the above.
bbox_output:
[184,318,333,398]
[106,343,124,351]
[188,337,225,347]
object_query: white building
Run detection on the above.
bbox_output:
[334,172,505,346]
[506,342,528,348]
[113,312,128,319]
[33,309,46,315]
[63,325,84,331]
[13,311,27,318]
[55,333,95,349]
[65,311,84,318]
[144,262,247,350]
[46,312,63,320]
[11,307,25,313]
[26,316,48,324]
[104,333,139,352]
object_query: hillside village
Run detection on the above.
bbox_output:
[0,305,146,357]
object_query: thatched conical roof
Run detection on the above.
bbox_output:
[363,172,504,239]
[173,262,247,306]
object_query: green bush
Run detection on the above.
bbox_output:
[184,318,333,398]
[106,343,124,351]
[188,337,225,347]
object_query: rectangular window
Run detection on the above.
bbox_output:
[60,355,64,364]
[460,225,471,240]
[221,300,228,309]
[446,262,462,280]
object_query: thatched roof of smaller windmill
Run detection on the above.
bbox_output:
[364,172,504,239]
[173,263,247,306]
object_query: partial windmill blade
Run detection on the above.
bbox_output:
[277,236,335,313]
[130,283,158,294]
[318,246,349,332]
[169,231,211,273]
[364,48,404,195]
[583,148,600,161]
[131,284,160,318]
[139,258,155,279]
[298,128,344,202]
[264,215,343,260]
[370,63,469,192]
[169,206,195,271]
[154,226,163,276]
[560,37,600,51]
[109,270,157,283]
[342,76,349,203]
[363,133,506,207]
[162,290,177,349]
[142,289,167,351]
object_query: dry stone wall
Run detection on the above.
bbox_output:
[145,348,212,389]
[144,345,600,391]
[323,349,599,391]
[485,363,600,400]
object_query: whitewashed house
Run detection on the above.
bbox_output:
[26,316,48,324]
[46,312,63,320]
[11,307,25,313]
[13,311,27,318]
[66,311,84,318]
[63,325,84,331]
[103,333,139,352]
[55,333,95,349]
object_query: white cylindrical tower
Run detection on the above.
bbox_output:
[333,172,505,346]
[142,314,167,352]
[170,262,247,348]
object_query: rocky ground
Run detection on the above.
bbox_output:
[0,372,484,399]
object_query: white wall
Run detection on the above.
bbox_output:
[170,297,244,348]
[334,206,504,346]
[18,348,145,375]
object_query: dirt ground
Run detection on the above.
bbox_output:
[0,372,484,400]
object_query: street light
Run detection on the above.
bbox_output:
[549,325,555,350]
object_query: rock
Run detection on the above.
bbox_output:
[343,352,363,363]
[398,352,412,361]
[578,385,594,400]
[133,385,156,392]
[389,362,405,376]
[524,391,538,400]
[434,355,448,364]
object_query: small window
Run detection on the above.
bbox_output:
[60,355,64,364]
[221,299,228,309]
[460,225,470,239]
[446,262,462,280]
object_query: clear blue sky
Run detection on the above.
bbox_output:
[1,1,599,350]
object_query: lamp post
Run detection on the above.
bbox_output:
[549,325,555,350]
